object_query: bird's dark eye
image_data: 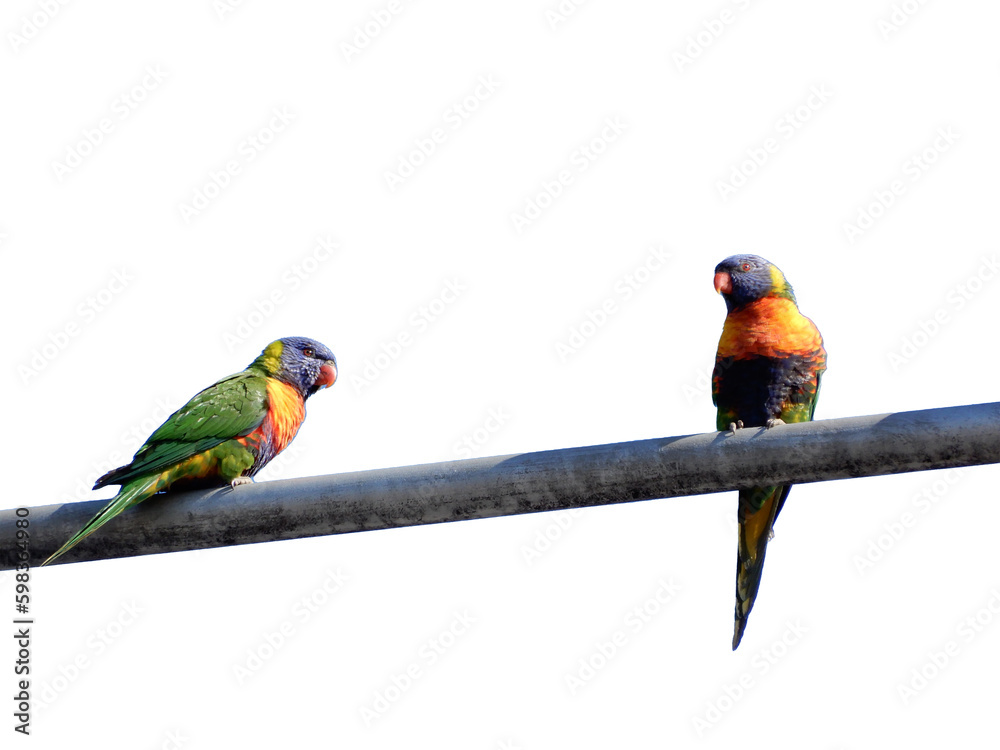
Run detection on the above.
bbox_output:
[303,346,315,357]
[741,262,752,271]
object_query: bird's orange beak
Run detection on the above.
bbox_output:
[317,361,338,390]
[714,271,732,294]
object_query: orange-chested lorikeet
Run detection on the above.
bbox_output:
[712,255,826,649]
[42,337,337,566]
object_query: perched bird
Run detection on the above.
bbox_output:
[42,337,337,566]
[713,255,826,649]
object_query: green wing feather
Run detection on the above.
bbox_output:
[95,371,268,489]
[41,370,270,567]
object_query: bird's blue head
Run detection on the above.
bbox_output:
[713,254,796,313]
[253,336,338,398]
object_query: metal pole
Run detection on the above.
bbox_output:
[4,402,998,569]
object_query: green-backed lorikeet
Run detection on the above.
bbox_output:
[712,255,826,649]
[42,337,338,566]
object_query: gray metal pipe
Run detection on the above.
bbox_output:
[4,402,998,570]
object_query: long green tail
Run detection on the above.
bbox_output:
[732,484,791,649]
[41,475,162,566]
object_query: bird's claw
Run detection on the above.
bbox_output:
[725,420,744,436]
[765,418,786,429]
[230,476,253,488]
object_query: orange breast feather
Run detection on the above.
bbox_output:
[717,297,823,360]
[262,378,306,453]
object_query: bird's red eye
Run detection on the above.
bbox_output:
[303,347,315,357]
[741,262,752,271]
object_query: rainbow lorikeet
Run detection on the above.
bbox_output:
[712,255,826,649]
[42,337,338,566]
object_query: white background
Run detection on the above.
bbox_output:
[3,0,999,746]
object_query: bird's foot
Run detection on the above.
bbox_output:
[230,476,254,488]
[765,418,786,429]
[725,420,744,436]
